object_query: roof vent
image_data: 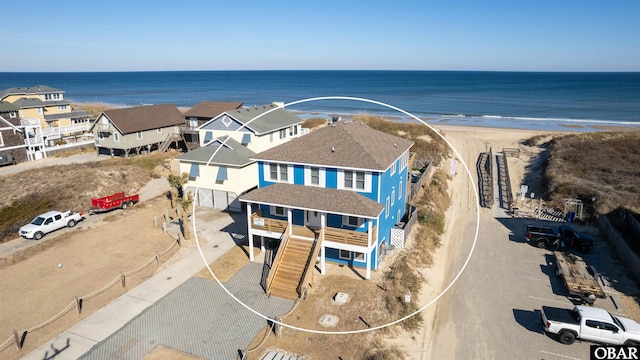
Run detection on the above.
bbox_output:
[394,143,397,147]
[331,147,335,152]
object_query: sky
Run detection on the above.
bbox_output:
[0,0,638,72]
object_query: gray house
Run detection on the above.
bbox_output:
[90,104,185,157]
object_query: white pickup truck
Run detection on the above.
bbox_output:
[19,210,85,240]
[541,305,640,345]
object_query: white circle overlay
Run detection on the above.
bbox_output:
[191,96,480,335]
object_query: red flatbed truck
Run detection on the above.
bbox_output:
[89,192,140,215]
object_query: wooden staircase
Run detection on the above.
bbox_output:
[159,133,186,153]
[266,235,315,300]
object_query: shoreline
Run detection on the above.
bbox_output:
[290,110,640,133]
[70,100,640,134]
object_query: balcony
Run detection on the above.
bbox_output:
[250,212,374,247]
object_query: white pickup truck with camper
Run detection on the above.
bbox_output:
[19,210,85,240]
[541,305,640,345]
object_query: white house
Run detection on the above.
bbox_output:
[175,103,304,211]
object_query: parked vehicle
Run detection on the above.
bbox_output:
[89,192,140,215]
[541,305,640,345]
[0,153,16,167]
[526,224,596,253]
[554,251,606,305]
[19,210,85,240]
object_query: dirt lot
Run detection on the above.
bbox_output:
[0,195,182,359]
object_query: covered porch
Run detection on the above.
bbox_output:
[240,183,384,279]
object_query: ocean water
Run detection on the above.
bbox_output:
[1,71,639,131]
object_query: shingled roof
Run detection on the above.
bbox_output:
[240,183,384,218]
[175,136,256,167]
[202,104,302,135]
[1,85,63,100]
[253,120,413,171]
[98,104,184,134]
[184,101,243,118]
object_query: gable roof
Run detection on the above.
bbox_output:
[1,85,63,100]
[240,183,384,218]
[175,136,256,167]
[253,121,413,171]
[201,104,303,135]
[184,101,243,118]
[97,104,184,134]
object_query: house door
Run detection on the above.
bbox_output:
[305,210,322,229]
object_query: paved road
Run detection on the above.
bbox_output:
[431,204,628,359]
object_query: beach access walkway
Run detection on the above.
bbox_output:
[21,210,295,360]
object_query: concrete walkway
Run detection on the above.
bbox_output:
[21,209,293,360]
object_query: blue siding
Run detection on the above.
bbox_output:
[326,168,338,188]
[293,164,304,184]
[292,209,304,226]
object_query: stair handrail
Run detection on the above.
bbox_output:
[159,132,179,152]
[265,225,291,297]
[297,230,324,298]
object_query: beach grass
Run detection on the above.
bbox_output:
[542,131,640,214]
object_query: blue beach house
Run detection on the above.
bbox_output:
[240,120,413,299]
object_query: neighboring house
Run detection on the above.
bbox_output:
[90,104,185,157]
[182,101,243,147]
[175,103,304,211]
[0,102,28,164]
[0,101,46,163]
[0,85,92,146]
[239,120,413,299]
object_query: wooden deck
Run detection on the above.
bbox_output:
[250,213,373,247]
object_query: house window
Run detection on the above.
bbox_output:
[269,163,278,181]
[241,133,251,146]
[391,190,395,206]
[339,170,370,191]
[385,196,390,218]
[9,112,16,118]
[189,163,199,180]
[57,105,67,111]
[289,126,298,137]
[114,133,120,142]
[267,163,290,183]
[136,131,142,139]
[354,252,365,262]
[342,216,363,227]
[157,128,162,133]
[397,209,401,224]
[310,167,319,185]
[339,249,351,260]
[279,129,286,139]
[399,180,402,200]
[216,166,227,184]
[401,152,409,170]
[221,116,232,127]
[37,108,43,115]
[390,161,396,175]
[305,166,325,187]
[271,206,286,217]
[270,133,273,143]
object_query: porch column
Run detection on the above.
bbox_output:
[261,236,266,253]
[367,220,372,247]
[366,252,371,280]
[288,209,293,235]
[246,202,254,261]
[320,246,326,275]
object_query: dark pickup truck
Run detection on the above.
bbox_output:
[526,224,596,253]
